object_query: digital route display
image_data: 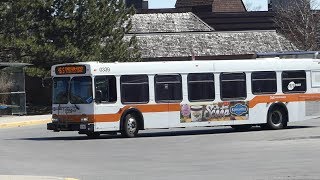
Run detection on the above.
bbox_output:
[55,65,86,75]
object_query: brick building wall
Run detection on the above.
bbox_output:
[176,0,212,7]
[176,0,246,12]
[212,0,246,12]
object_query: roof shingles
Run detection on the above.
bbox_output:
[129,12,214,34]
[126,31,296,58]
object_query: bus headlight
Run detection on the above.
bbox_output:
[81,117,89,123]
[52,118,59,123]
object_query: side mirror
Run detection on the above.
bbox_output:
[95,90,102,103]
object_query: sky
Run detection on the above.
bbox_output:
[148,0,320,11]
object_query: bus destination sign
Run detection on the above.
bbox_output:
[55,65,86,75]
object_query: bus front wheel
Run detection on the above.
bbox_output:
[121,114,139,138]
[263,106,288,130]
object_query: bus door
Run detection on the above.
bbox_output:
[155,74,182,128]
[94,75,119,123]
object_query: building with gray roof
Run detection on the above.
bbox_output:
[129,12,213,34]
[127,12,296,61]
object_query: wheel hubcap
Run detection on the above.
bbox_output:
[127,117,137,134]
[271,110,282,126]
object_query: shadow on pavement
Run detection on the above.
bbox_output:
[286,125,315,129]
[6,125,316,141]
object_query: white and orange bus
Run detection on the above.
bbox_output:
[47,58,320,137]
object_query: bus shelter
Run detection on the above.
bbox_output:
[0,63,30,115]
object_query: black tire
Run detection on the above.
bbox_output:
[264,106,288,130]
[86,132,101,138]
[231,125,252,131]
[121,114,139,138]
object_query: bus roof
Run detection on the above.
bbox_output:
[51,58,320,76]
[257,51,320,60]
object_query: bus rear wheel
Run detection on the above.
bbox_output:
[263,106,288,130]
[121,114,139,138]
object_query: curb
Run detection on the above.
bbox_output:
[0,175,79,180]
[0,119,51,129]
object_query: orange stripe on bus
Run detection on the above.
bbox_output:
[249,93,320,108]
[55,103,181,123]
[54,94,320,123]
[53,115,95,123]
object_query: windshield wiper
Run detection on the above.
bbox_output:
[74,104,80,110]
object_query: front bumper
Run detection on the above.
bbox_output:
[47,122,94,132]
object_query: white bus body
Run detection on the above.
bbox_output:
[47,58,320,137]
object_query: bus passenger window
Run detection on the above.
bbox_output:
[121,75,149,104]
[252,71,277,94]
[94,76,117,103]
[155,74,182,103]
[188,73,214,102]
[220,72,246,100]
[282,71,306,93]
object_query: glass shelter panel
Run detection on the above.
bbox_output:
[0,66,27,115]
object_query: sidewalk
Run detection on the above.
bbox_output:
[0,114,51,128]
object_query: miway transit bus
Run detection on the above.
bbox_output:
[47,58,320,137]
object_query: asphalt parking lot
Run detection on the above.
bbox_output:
[0,118,320,180]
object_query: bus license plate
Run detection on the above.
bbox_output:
[80,124,87,130]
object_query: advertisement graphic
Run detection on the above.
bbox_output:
[180,101,249,123]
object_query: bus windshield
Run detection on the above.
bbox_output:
[70,76,93,104]
[53,77,70,104]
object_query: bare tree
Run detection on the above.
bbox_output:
[274,0,320,51]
